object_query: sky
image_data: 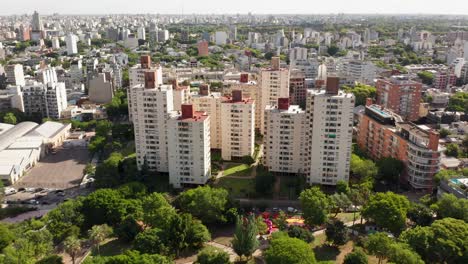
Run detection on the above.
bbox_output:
[2,0,468,15]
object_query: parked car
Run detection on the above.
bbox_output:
[4,187,16,196]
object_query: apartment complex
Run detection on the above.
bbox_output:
[357,102,441,190]
[259,57,290,134]
[264,98,306,174]
[168,105,211,188]
[220,90,255,160]
[289,69,307,108]
[376,76,422,121]
[305,78,354,185]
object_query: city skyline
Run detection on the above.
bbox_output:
[2,0,468,15]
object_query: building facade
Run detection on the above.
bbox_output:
[376,76,422,121]
[168,104,211,188]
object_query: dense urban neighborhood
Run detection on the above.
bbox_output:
[0,8,467,264]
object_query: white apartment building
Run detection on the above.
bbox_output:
[52,37,60,49]
[220,90,255,160]
[65,34,78,55]
[88,73,114,104]
[337,60,377,85]
[37,67,58,84]
[264,98,306,174]
[172,85,191,111]
[0,86,24,112]
[22,81,68,119]
[259,57,290,134]
[289,47,308,62]
[305,82,354,185]
[229,75,262,130]
[5,64,25,86]
[168,105,211,188]
[215,31,228,45]
[128,56,163,120]
[191,87,223,149]
[137,27,146,40]
[130,71,174,172]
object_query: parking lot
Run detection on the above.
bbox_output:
[14,141,89,189]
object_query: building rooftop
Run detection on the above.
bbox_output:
[177,111,209,122]
[265,104,305,114]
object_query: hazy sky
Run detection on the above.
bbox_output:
[2,0,468,15]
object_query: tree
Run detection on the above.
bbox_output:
[344,248,368,264]
[342,84,377,106]
[400,218,468,263]
[329,193,352,217]
[287,226,315,243]
[430,193,468,222]
[63,236,82,264]
[231,215,259,260]
[255,216,269,235]
[36,255,64,264]
[88,224,113,255]
[0,223,14,251]
[3,112,17,125]
[264,236,316,264]
[176,186,230,224]
[2,238,36,264]
[24,229,53,260]
[362,192,410,234]
[364,232,393,264]
[336,180,350,194]
[327,45,339,56]
[94,152,124,187]
[350,154,378,181]
[81,189,137,228]
[45,199,84,243]
[195,247,231,264]
[417,71,434,85]
[273,211,288,231]
[439,128,451,138]
[142,192,176,229]
[377,157,404,185]
[82,250,172,264]
[255,169,276,195]
[445,143,461,157]
[349,183,372,225]
[387,243,424,264]
[134,228,168,255]
[299,187,329,227]
[325,220,348,246]
[447,92,468,113]
[115,216,143,242]
[407,203,433,227]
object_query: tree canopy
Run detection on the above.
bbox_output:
[299,187,329,227]
[264,236,317,264]
[362,192,410,234]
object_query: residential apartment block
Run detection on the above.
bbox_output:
[168,105,211,188]
[259,57,290,134]
[220,90,255,161]
[357,102,441,190]
[22,81,67,119]
[305,78,354,185]
[130,71,174,172]
[264,98,306,174]
[376,76,422,121]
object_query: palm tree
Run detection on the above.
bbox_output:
[63,236,82,264]
[88,224,113,255]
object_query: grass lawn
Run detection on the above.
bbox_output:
[223,163,252,177]
[332,212,361,223]
[214,177,255,198]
